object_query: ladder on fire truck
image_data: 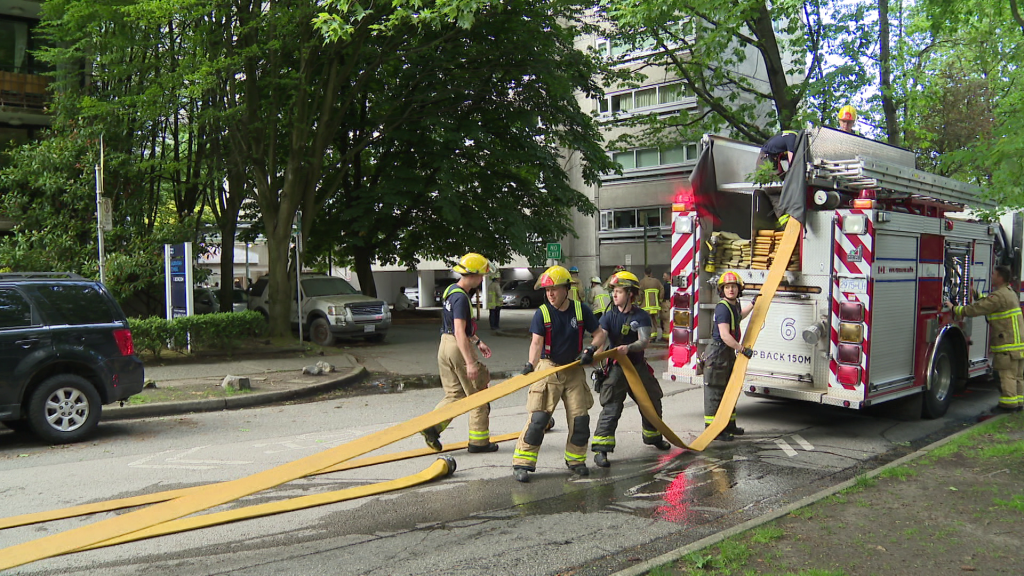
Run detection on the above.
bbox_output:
[812,157,997,211]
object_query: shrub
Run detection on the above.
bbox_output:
[129,310,265,356]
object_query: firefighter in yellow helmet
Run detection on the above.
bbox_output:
[838,105,857,133]
[591,271,671,468]
[945,265,1024,413]
[639,266,665,341]
[512,265,608,482]
[703,271,756,441]
[419,252,500,453]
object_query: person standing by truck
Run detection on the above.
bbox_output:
[704,271,755,441]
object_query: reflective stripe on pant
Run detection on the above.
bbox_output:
[703,341,738,424]
[994,354,1024,409]
[436,334,491,446]
[592,363,664,452]
[512,359,594,470]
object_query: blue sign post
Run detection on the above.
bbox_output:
[164,242,194,320]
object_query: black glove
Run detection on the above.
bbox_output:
[751,294,760,305]
[521,362,534,375]
[580,346,597,366]
[740,347,754,359]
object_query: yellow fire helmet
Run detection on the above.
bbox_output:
[452,252,492,276]
[838,105,857,122]
[535,265,572,289]
[608,271,641,290]
[717,270,744,290]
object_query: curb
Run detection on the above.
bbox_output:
[102,367,368,422]
[609,414,1010,576]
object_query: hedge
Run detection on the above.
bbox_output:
[129,310,265,357]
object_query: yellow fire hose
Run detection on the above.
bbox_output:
[0,224,798,570]
[78,457,457,552]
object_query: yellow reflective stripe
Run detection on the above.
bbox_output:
[540,305,551,324]
[641,429,661,438]
[704,415,716,423]
[594,293,611,312]
[564,452,586,463]
[643,288,660,311]
[591,436,615,446]
[574,298,583,321]
[513,450,538,462]
[991,343,1024,352]
[718,299,738,331]
[468,431,490,440]
[954,306,965,316]
[987,308,1023,320]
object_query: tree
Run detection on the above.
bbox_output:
[303,0,613,293]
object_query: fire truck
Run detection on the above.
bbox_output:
[664,126,1019,418]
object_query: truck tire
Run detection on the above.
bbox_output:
[922,340,956,419]
[310,317,335,347]
[27,374,102,444]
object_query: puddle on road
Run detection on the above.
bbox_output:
[360,375,440,394]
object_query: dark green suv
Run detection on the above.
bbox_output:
[0,273,144,443]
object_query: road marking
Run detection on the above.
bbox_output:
[773,438,798,457]
[791,434,814,451]
[128,447,252,470]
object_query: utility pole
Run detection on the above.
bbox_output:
[95,134,106,284]
[295,211,303,345]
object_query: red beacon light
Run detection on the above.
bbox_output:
[672,186,694,212]
[852,189,876,210]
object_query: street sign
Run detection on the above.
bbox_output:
[546,243,561,260]
[165,242,194,319]
[99,197,113,231]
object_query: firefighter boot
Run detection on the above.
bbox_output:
[650,439,672,450]
[706,423,734,442]
[468,442,500,453]
[420,426,443,451]
[568,463,590,477]
[513,467,530,483]
[594,451,610,468]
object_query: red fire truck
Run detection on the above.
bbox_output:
[664,127,1016,417]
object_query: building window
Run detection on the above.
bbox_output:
[610,144,699,171]
[598,82,690,117]
[600,207,672,232]
[595,20,694,62]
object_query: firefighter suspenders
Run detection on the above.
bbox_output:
[539,300,584,361]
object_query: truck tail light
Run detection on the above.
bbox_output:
[837,343,862,364]
[113,329,134,357]
[673,310,691,328]
[672,327,691,344]
[837,365,862,385]
[839,322,863,343]
[672,292,690,309]
[839,302,864,322]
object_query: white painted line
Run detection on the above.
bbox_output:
[791,434,814,451]
[128,447,252,470]
[773,438,798,457]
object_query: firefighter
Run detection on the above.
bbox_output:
[591,271,671,468]
[838,105,857,133]
[419,252,500,453]
[704,271,755,441]
[945,265,1024,413]
[639,266,664,341]
[512,265,608,482]
[590,276,611,318]
[756,130,798,229]
[661,271,673,339]
[487,271,503,330]
[568,265,584,302]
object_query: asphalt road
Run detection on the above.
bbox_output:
[0,316,1002,575]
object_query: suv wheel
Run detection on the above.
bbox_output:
[310,317,336,346]
[27,374,102,444]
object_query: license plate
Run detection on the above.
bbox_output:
[364,325,375,333]
[838,277,868,293]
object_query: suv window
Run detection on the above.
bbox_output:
[31,284,118,325]
[0,288,34,329]
[251,278,269,298]
[301,277,360,297]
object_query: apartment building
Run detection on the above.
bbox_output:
[0,0,48,232]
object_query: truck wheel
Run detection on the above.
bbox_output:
[923,340,956,419]
[310,317,335,346]
[27,374,102,444]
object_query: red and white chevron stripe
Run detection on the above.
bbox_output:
[670,212,698,369]
[830,210,874,393]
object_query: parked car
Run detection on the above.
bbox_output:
[502,279,545,308]
[0,272,144,443]
[433,278,459,305]
[231,288,249,313]
[193,287,219,314]
[248,274,390,346]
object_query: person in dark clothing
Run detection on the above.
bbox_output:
[591,271,671,468]
[756,130,799,228]
[703,270,755,441]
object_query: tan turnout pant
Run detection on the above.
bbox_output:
[992,351,1024,410]
[512,359,594,470]
[435,333,492,446]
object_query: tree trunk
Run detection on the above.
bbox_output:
[353,245,377,297]
[265,226,296,338]
[218,220,238,313]
[879,0,900,146]
[750,2,798,131]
